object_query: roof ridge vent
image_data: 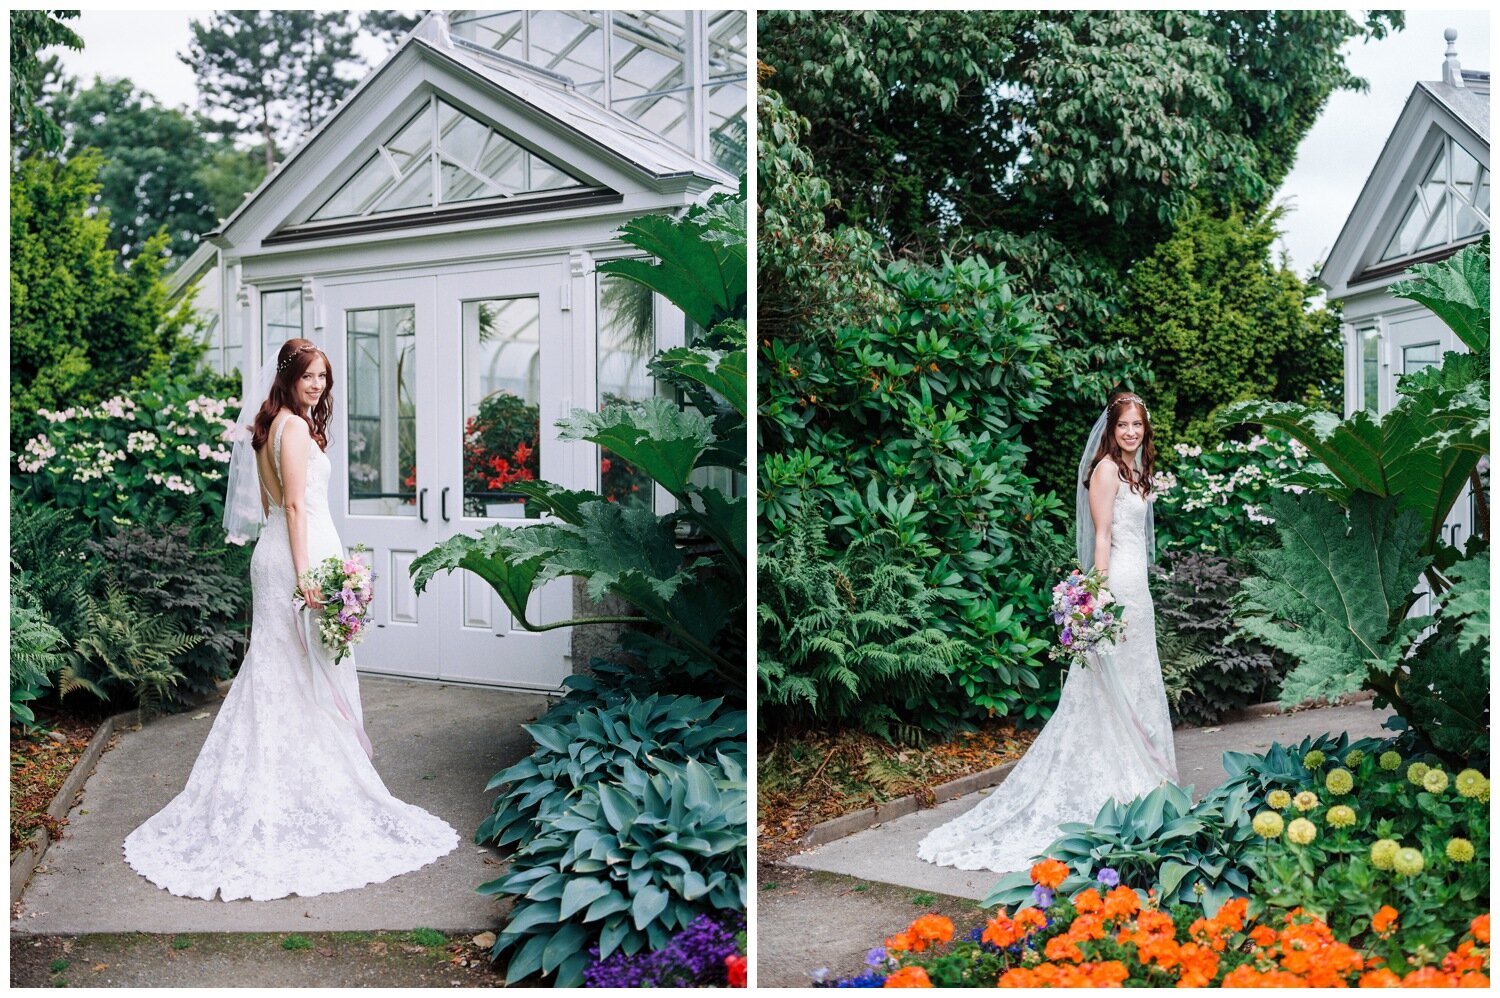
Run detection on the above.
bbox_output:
[1442,27,1466,88]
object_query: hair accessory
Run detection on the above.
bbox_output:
[276,343,316,373]
[1110,394,1148,416]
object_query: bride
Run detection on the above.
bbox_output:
[124,338,458,901]
[918,392,1178,872]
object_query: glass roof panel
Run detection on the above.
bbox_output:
[438,100,490,167]
[383,163,435,212]
[313,153,398,220]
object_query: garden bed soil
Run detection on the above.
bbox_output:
[9,930,521,988]
[759,721,1037,862]
[9,716,103,856]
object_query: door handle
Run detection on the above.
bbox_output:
[418,487,428,523]
[441,486,451,522]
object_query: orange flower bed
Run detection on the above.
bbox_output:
[856,862,1490,988]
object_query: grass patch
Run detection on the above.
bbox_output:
[404,928,447,947]
[761,881,779,892]
[281,935,313,951]
[758,721,1035,861]
[171,937,192,951]
[853,883,870,892]
[910,893,937,906]
[49,959,70,973]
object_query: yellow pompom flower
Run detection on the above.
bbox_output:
[1393,847,1425,877]
[1326,805,1356,828]
[1293,791,1319,812]
[1303,749,1326,769]
[1267,790,1292,810]
[1344,749,1365,768]
[1378,751,1402,771]
[1326,768,1354,796]
[1423,769,1449,794]
[1455,769,1486,798]
[1407,762,1430,786]
[1252,811,1284,839]
[1370,839,1399,870]
[1287,818,1317,846]
[1446,838,1475,863]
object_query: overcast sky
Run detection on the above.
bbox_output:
[48,8,1493,281]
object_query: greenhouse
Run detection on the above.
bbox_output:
[184,10,742,689]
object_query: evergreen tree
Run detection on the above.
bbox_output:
[180,10,360,172]
[10,151,203,451]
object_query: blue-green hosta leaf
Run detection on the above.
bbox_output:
[597,916,631,960]
[1388,239,1490,352]
[583,890,631,922]
[502,932,549,983]
[558,877,612,920]
[1158,860,1194,899]
[557,398,714,495]
[597,783,639,832]
[1233,491,1431,705]
[630,883,670,931]
[521,722,573,756]
[541,921,590,976]
[1437,550,1489,654]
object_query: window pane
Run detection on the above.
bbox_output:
[261,289,302,361]
[611,11,687,100]
[347,306,417,516]
[462,297,541,519]
[1403,342,1440,375]
[528,10,604,82]
[1361,328,1381,412]
[708,81,748,174]
[613,90,691,152]
[597,273,655,504]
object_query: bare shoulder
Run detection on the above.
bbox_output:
[1090,457,1121,486]
[278,414,311,439]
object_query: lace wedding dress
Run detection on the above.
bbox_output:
[917,469,1178,872]
[124,414,458,901]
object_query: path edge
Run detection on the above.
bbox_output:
[792,689,1381,853]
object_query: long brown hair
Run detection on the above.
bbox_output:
[1087,391,1156,497]
[251,338,333,451]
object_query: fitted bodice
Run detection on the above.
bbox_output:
[263,415,332,525]
[1108,476,1153,613]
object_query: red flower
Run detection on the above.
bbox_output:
[600,457,612,474]
[725,954,746,987]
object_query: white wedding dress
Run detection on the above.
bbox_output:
[124,415,458,901]
[917,469,1178,872]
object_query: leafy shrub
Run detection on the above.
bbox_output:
[83,505,250,700]
[1224,241,1489,759]
[461,390,539,516]
[10,583,69,727]
[758,509,965,740]
[14,374,238,536]
[761,254,1068,733]
[63,579,202,712]
[1152,430,1314,558]
[1246,749,1488,965]
[477,693,746,986]
[10,496,99,640]
[1150,549,1290,726]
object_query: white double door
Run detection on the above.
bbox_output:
[321,264,576,690]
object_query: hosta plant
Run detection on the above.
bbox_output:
[475,693,746,987]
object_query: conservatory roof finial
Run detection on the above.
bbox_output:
[1442,27,1466,88]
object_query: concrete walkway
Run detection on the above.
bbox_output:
[783,701,1396,901]
[12,677,552,936]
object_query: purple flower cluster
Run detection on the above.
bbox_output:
[1048,566,1124,670]
[583,911,745,988]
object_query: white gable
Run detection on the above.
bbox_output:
[1319,81,1489,301]
[213,15,730,254]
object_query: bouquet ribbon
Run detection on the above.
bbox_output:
[295,607,374,760]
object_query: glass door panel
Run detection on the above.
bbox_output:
[462,296,542,519]
[346,305,418,517]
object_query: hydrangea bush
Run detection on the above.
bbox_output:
[1152,430,1314,558]
[15,376,238,535]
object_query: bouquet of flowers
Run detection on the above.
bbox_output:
[293,544,375,664]
[1048,566,1124,669]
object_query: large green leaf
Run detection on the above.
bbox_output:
[1437,549,1490,656]
[1388,239,1490,353]
[1233,491,1431,705]
[557,397,715,496]
[596,190,747,330]
[652,346,748,418]
[1220,378,1486,554]
[1403,618,1490,756]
